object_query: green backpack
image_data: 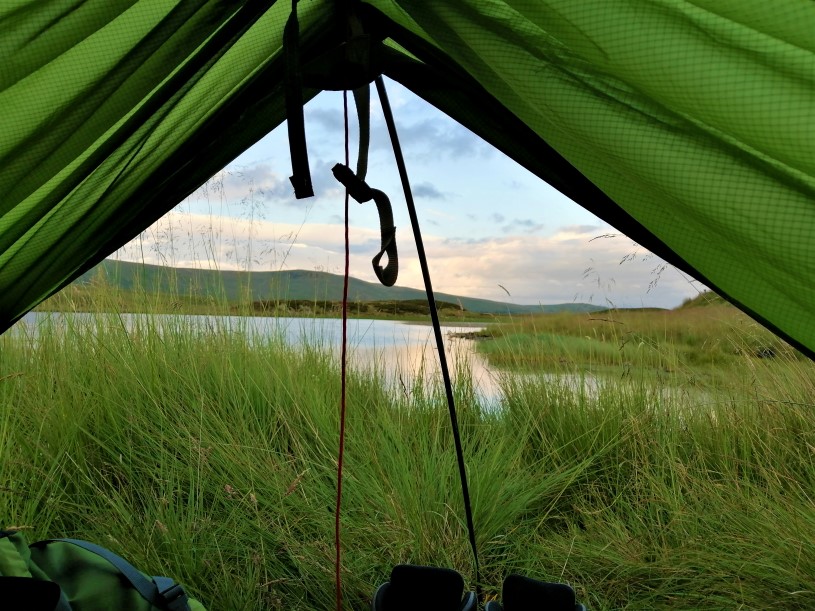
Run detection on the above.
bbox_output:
[0,530,206,611]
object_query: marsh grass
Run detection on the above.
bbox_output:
[2,310,815,609]
[477,303,808,392]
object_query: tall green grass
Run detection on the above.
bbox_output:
[476,304,809,392]
[2,312,815,609]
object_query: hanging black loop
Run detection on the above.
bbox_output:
[332,163,398,287]
[352,85,370,180]
[332,163,372,202]
[284,0,314,199]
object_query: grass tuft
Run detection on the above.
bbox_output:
[2,309,815,609]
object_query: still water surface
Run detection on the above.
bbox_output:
[14,312,506,405]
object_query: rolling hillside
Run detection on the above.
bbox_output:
[76,260,603,315]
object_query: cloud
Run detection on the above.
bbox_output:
[501,218,545,234]
[305,107,344,133]
[200,160,345,209]
[407,230,697,308]
[412,182,445,200]
[115,212,700,309]
[304,98,488,162]
[216,165,291,202]
[383,117,486,160]
[562,224,605,235]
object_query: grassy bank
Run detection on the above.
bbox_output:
[35,281,498,323]
[473,296,809,393]
[2,313,815,609]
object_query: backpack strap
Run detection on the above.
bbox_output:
[46,539,191,611]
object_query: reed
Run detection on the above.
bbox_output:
[2,309,815,609]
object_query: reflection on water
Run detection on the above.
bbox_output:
[7,312,632,409]
[10,312,615,408]
[11,312,505,405]
[349,332,503,405]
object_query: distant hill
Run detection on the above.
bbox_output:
[76,260,604,315]
[678,291,726,309]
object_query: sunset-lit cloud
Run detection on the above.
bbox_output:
[114,211,699,309]
[112,79,704,311]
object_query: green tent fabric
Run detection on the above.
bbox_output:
[1,0,814,358]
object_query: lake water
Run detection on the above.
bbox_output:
[13,312,696,409]
[12,312,506,406]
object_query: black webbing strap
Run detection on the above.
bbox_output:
[352,85,370,181]
[41,539,191,611]
[373,76,482,597]
[332,163,398,287]
[284,0,314,199]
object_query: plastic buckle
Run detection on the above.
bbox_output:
[158,581,189,611]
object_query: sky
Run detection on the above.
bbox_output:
[114,79,705,309]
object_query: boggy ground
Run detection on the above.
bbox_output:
[3,300,815,609]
